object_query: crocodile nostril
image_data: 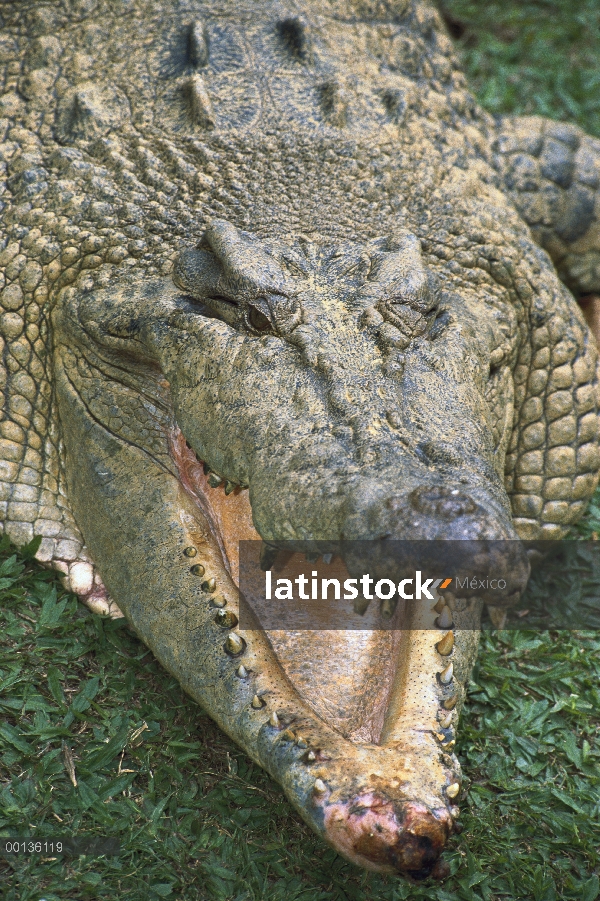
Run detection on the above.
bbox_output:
[408,486,478,518]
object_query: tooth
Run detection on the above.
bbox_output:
[181,74,215,129]
[236,665,248,678]
[251,694,265,709]
[306,750,316,762]
[269,712,279,727]
[224,481,236,495]
[296,736,307,748]
[487,603,507,629]
[183,546,197,557]
[202,577,216,592]
[436,631,454,655]
[207,473,223,488]
[380,597,396,619]
[260,542,278,571]
[215,610,238,628]
[439,662,454,684]
[212,596,226,608]
[353,596,370,615]
[438,711,453,729]
[190,563,205,576]
[434,597,446,613]
[281,729,295,741]
[443,695,458,710]
[225,633,245,656]
[313,779,327,794]
[436,605,453,629]
[446,782,460,799]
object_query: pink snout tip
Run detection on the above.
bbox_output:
[321,792,453,879]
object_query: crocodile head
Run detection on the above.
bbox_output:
[54,218,532,878]
[171,219,523,545]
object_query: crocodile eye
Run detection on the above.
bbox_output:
[247,304,271,333]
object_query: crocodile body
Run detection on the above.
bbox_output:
[2,0,600,879]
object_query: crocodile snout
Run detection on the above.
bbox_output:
[386,486,530,600]
[321,792,453,878]
[386,484,511,540]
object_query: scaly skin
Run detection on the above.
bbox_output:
[494,116,600,297]
[2,0,600,878]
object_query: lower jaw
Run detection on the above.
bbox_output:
[168,428,480,876]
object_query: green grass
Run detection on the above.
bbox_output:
[3,3,600,899]
[439,0,600,136]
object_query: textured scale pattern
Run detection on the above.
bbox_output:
[495,116,600,295]
[0,2,599,580]
[0,0,490,594]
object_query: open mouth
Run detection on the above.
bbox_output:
[165,423,475,878]
[171,423,402,745]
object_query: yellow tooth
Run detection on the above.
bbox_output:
[436,605,453,629]
[439,662,454,684]
[225,633,244,656]
[436,631,454,655]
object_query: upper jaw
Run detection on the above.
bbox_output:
[246,448,517,540]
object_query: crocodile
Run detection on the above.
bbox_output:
[2,0,600,880]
